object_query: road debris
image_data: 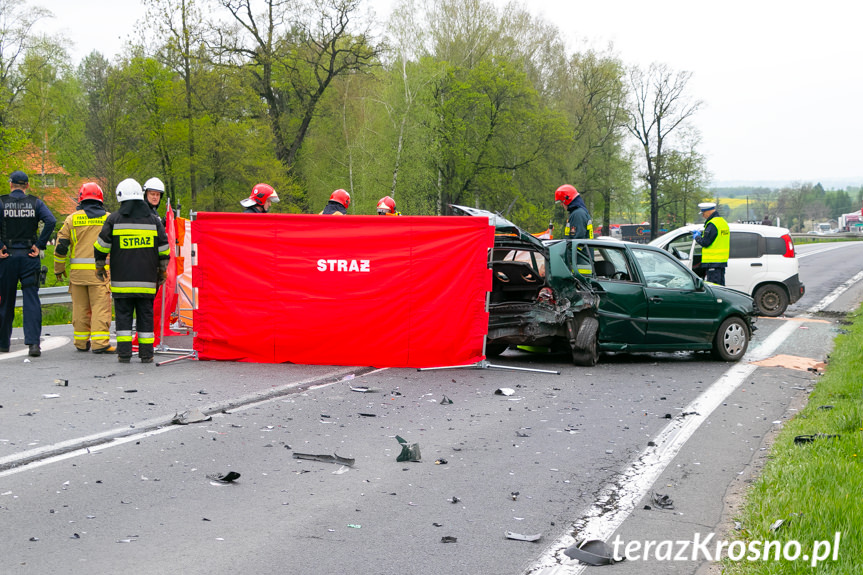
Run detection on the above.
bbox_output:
[794,434,840,444]
[511,491,519,501]
[441,536,457,543]
[440,395,453,405]
[564,539,624,565]
[292,453,356,467]
[207,471,241,484]
[434,459,447,465]
[495,388,515,396]
[42,394,60,399]
[652,492,674,509]
[172,408,211,425]
[505,531,541,542]
[396,436,421,462]
[54,379,68,387]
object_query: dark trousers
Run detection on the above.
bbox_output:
[0,254,42,348]
[704,266,726,286]
[115,296,155,359]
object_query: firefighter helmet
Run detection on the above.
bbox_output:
[554,184,579,205]
[78,182,104,203]
[116,178,144,202]
[330,188,351,209]
[240,183,279,208]
[376,195,396,215]
[143,177,165,194]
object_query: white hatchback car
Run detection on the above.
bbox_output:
[649,223,805,317]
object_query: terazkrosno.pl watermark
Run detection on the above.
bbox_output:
[610,532,841,567]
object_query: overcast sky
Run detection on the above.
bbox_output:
[33,0,863,187]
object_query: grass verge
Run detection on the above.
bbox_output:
[722,307,863,573]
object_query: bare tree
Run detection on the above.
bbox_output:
[216,0,381,178]
[627,63,701,239]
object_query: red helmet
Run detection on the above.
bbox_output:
[554,184,579,205]
[78,182,104,203]
[330,188,351,208]
[240,183,279,208]
[376,195,396,214]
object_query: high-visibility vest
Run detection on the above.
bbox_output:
[702,216,730,264]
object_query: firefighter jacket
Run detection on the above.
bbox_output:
[94,201,170,298]
[0,190,56,250]
[564,195,593,239]
[55,202,110,285]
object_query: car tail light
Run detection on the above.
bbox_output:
[537,287,555,305]
[781,234,795,258]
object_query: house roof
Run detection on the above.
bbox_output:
[11,143,71,177]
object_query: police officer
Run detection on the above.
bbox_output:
[54,182,115,354]
[693,202,730,286]
[143,177,166,221]
[376,196,400,215]
[240,183,279,213]
[94,179,169,363]
[0,171,56,356]
[320,189,350,215]
[555,184,593,239]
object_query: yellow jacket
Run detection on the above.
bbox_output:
[55,209,110,285]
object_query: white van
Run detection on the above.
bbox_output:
[649,223,805,317]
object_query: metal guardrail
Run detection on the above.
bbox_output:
[15,286,72,307]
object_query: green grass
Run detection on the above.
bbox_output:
[723,308,863,574]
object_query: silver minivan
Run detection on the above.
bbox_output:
[649,223,805,317]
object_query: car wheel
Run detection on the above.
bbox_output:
[485,341,508,358]
[571,316,599,366]
[753,284,789,317]
[712,317,749,361]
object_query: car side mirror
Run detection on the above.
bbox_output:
[694,277,705,291]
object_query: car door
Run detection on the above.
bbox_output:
[629,247,718,345]
[568,241,647,345]
[726,231,765,295]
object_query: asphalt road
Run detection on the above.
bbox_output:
[1,240,861,575]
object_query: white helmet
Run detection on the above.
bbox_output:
[143,177,165,194]
[116,178,144,202]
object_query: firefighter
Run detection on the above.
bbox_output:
[320,189,350,215]
[143,177,165,221]
[0,171,56,357]
[692,202,730,286]
[94,178,169,363]
[240,183,279,213]
[555,184,593,239]
[54,182,115,353]
[376,195,400,215]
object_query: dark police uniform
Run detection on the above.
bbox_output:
[0,175,56,354]
[94,201,169,362]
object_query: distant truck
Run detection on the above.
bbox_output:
[838,211,863,232]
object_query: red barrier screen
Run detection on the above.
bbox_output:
[192,213,493,367]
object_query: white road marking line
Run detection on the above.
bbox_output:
[0,336,70,361]
[524,277,853,575]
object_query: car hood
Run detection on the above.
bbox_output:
[707,283,756,312]
[449,205,546,250]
